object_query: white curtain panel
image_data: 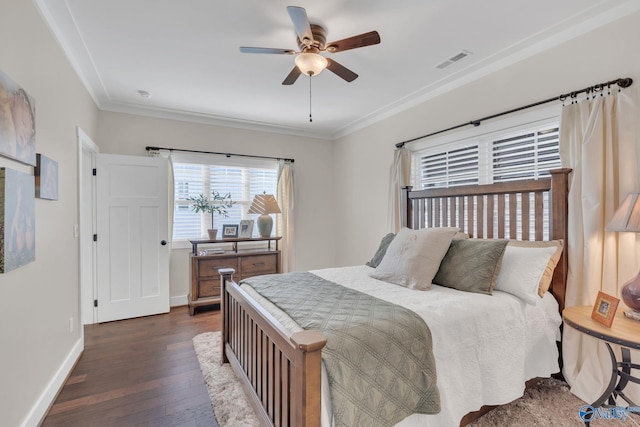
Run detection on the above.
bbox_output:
[167,153,175,243]
[387,147,411,233]
[152,149,175,242]
[560,90,640,405]
[277,161,295,273]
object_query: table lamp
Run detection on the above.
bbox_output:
[606,192,640,319]
[247,193,281,238]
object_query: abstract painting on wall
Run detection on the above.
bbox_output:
[0,168,35,273]
[0,69,36,166]
[36,154,59,200]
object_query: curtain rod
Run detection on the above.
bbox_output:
[395,77,633,149]
[145,146,294,163]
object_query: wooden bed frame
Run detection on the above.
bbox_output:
[219,168,571,427]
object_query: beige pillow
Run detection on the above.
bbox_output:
[508,240,563,297]
[370,227,458,290]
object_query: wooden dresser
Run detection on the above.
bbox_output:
[188,237,281,315]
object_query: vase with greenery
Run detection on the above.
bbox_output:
[186,192,235,239]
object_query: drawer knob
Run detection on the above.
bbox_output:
[253,262,265,266]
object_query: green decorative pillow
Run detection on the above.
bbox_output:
[433,239,509,295]
[366,233,396,268]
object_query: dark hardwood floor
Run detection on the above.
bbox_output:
[42,306,221,427]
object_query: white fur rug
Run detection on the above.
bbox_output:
[193,332,259,427]
[194,332,639,427]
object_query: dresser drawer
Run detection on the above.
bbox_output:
[198,257,238,278]
[241,254,277,277]
[198,278,221,298]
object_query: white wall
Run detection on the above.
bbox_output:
[95,111,337,302]
[333,11,640,266]
[0,1,99,426]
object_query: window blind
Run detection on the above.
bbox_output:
[492,126,560,183]
[420,145,479,188]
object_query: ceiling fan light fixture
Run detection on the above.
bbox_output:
[295,52,328,76]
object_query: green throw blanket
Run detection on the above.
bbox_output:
[242,272,440,427]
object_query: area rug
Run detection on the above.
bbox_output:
[193,332,259,427]
[194,332,639,427]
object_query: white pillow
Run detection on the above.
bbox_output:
[370,227,458,290]
[494,244,559,304]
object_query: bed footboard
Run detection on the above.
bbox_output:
[220,268,327,427]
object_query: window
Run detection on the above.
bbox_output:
[172,155,278,241]
[420,145,479,188]
[411,109,562,240]
[491,126,560,183]
[415,122,560,189]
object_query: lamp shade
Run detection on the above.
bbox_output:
[247,193,281,238]
[247,194,281,215]
[295,52,328,76]
[606,193,640,232]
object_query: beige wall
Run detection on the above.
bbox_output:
[0,0,99,426]
[95,111,337,301]
[333,11,640,267]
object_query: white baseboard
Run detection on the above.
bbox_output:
[170,294,188,307]
[22,337,84,427]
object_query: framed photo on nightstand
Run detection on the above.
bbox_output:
[591,291,619,327]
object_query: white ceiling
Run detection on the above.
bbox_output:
[35,0,638,139]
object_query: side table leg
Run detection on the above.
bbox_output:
[584,343,618,426]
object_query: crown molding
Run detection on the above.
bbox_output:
[100,102,332,140]
[331,0,640,140]
[34,0,640,142]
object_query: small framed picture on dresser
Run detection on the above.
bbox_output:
[238,220,254,238]
[222,224,239,238]
[591,291,620,327]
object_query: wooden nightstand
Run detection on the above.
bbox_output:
[562,305,640,425]
[188,237,281,315]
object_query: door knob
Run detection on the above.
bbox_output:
[161,240,167,246]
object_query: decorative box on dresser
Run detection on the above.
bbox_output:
[188,237,281,315]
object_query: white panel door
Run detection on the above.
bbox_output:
[96,153,170,322]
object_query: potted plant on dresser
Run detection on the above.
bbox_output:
[186,192,234,239]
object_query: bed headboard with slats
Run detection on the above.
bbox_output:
[401,168,571,310]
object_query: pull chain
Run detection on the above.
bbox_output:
[309,75,313,122]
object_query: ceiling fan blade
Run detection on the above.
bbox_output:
[287,6,313,44]
[282,66,302,85]
[326,31,381,53]
[240,47,295,55]
[326,58,358,82]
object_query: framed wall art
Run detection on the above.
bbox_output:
[0,168,35,273]
[0,69,36,166]
[35,154,59,200]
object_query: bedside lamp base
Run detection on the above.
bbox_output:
[621,270,640,321]
[257,214,273,238]
[623,309,640,321]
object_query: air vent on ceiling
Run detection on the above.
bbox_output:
[436,50,473,69]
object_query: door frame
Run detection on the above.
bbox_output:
[77,127,98,325]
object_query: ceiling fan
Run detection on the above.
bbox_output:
[240,6,381,85]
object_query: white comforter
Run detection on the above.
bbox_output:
[242,265,562,427]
